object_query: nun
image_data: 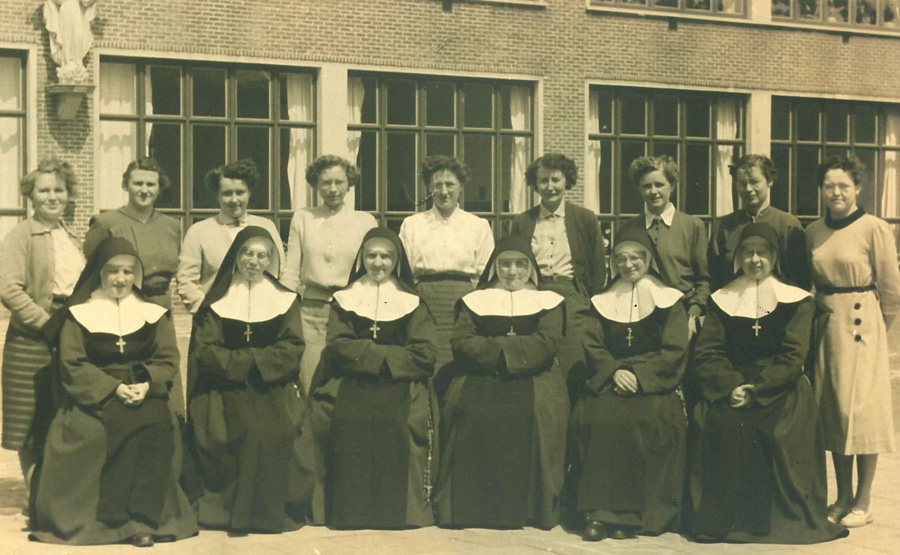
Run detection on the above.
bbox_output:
[309,227,438,529]
[689,222,847,544]
[31,237,196,547]
[184,226,310,534]
[567,226,688,542]
[435,235,568,529]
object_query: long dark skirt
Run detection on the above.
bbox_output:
[540,278,589,382]
[1,324,54,452]
[416,278,474,370]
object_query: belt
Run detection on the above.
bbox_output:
[541,276,573,282]
[817,284,876,295]
[51,295,69,304]
[417,273,472,283]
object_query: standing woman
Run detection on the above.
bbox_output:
[399,156,494,369]
[176,158,284,314]
[435,236,568,529]
[510,153,606,379]
[0,157,85,509]
[309,227,437,529]
[281,155,377,395]
[807,155,900,528]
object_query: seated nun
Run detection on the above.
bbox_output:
[567,226,688,542]
[31,237,197,547]
[309,227,438,529]
[184,226,310,534]
[689,222,847,544]
[435,236,569,529]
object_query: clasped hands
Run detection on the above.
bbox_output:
[115,382,150,407]
[729,383,755,409]
[613,369,639,396]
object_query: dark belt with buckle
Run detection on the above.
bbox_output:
[817,284,875,295]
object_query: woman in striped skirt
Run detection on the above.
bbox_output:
[0,157,85,510]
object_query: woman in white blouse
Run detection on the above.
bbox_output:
[399,156,494,368]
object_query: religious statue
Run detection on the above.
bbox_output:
[43,0,97,84]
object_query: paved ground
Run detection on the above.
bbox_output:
[1,306,899,554]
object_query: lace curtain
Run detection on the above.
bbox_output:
[98,63,137,210]
[346,77,367,210]
[508,86,531,213]
[715,98,738,216]
[285,73,314,209]
[882,106,900,248]
[584,92,602,215]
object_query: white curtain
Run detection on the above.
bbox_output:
[0,56,22,240]
[583,92,601,214]
[345,77,366,210]
[719,0,741,13]
[508,86,530,213]
[98,63,136,210]
[285,74,313,209]
[715,98,738,216]
[882,106,900,248]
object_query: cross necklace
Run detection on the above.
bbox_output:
[369,284,381,339]
[507,291,516,337]
[115,298,127,354]
[752,279,762,337]
[625,284,637,348]
[244,285,253,343]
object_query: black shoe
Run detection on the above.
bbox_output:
[131,533,154,547]
[582,521,607,542]
[153,535,176,543]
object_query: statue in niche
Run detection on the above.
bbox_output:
[43,0,96,84]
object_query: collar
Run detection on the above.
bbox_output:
[211,274,297,323]
[27,217,76,237]
[644,202,675,228]
[825,206,865,230]
[313,202,348,217]
[461,287,563,318]
[711,275,810,318]
[216,212,247,227]
[592,275,682,323]
[430,204,460,222]
[744,200,771,221]
[539,201,566,220]
[333,275,420,322]
[69,290,167,335]
[118,204,158,224]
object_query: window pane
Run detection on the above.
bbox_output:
[464,83,493,129]
[716,97,742,140]
[426,133,455,158]
[387,80,416,125]
[620,141,647,214]
[594,90,613,134]
[386,133,417,212]
[598,140,613,214]
[192,125,226,208]
[719,0,743,14]
[685,144,711,215]
[772,0,792,17]
[500,136,532,213]
[770,145,791,211]
[426,82,455,127]
[237,127,271,209]
[0,56,22,110]
[356,131,377,212]
[653,95,679,136]
[854,148,877,212]
[385,218,404,235]
[685,98,711,138]
[797,146,821,216]
[500,85,531,131]
[686,0,711,11]
[279,127,314,210]
[279,73,314,122]
[854,104,877,144]
[360,78,378,124]
[886,2,900,28]
[98,120,136,210]
[148,66,181,116]
[620,93,646,135]
[463,135,493,212]
[0,117,22,209]
[801,0,822,19]
[856,0,877,24]
[237,70,270,119]
[796,101,820,142]
[655,0,678,7]
[193,68,226,117]
[147,123,182,209]
[653,142,679,162]
[100,62,136,115]
[826,0,848,22]
[825,102,849,143]
[771,97,791,141]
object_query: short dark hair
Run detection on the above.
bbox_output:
[421,155,468,186]
[627,156,679,188]
[305,154,360,188]
[20,157,77,198]
[205,158,260,194]
[730,154,777,183]
[121,157,171,191]
[816,154,865,188]
[525,153,577,190]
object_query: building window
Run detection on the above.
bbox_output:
[587,87,745,249]
[770,98,900,229]
[347,74,534,236]
[590,0,746,16]
[98,60,316,241]
[772,0,900,30]
[0,52,26,239]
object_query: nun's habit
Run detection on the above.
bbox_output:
[309,227,438,529]
[434,236,568,529]
[690,223,847,543]
[31,237,197,545]
[566,226,688,536]
[184,226,310,533]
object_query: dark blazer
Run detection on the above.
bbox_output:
[510,202,606,297]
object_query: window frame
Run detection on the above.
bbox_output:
[0,50,27,221]
[587,0,748,18]
[771,0,900,32]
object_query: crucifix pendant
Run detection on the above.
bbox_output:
[370,322,380,339]
[244,324,253,342]
[507,325,516,337]
[626,327,634,347]
[115,336,126,354]
[752,320,761,337]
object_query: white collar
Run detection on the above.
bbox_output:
[211,274,297,323]
[644,202,676,228]
[591,275,682,323]
[69,290,167,335]
[539,201,566,219]
[430,204,460,222]
[711,275,810,318]
[333,275,420,322]
[461,287,563,317]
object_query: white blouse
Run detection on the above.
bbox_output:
[399,206,494,280]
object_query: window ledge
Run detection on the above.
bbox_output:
[585,5,747,24]
[464,0,548,8]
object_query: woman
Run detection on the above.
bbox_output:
[511,153,606,380]
[399,155,494,369]
[185,226,310,533]
[176,158,284,314]
[0,157,85,511]
[435,236,568,529]
[281,155,377,395]
[309,227,437,529]
[83,157,185,417]
[691,222,846,543]
[31,237,196,546]
[567,226,687,541]
[807,155,900,528]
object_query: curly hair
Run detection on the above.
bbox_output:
[20,157,77,198]
[421,155,468,187]
[205,158,260,194]
[627,156,679,187]
[305,154,360,188]
[525,153,577,190]
[729,154,777,183]
[816,154,865,188]
[121,157,171,191]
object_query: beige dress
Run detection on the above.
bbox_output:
[808,212,900,454]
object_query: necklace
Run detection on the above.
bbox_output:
[626,283,636,348]
[244,283,253,343]
[115,298,127,354]
[507,290,517,337]
[752,279,762,337]
[369,283,381,339]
